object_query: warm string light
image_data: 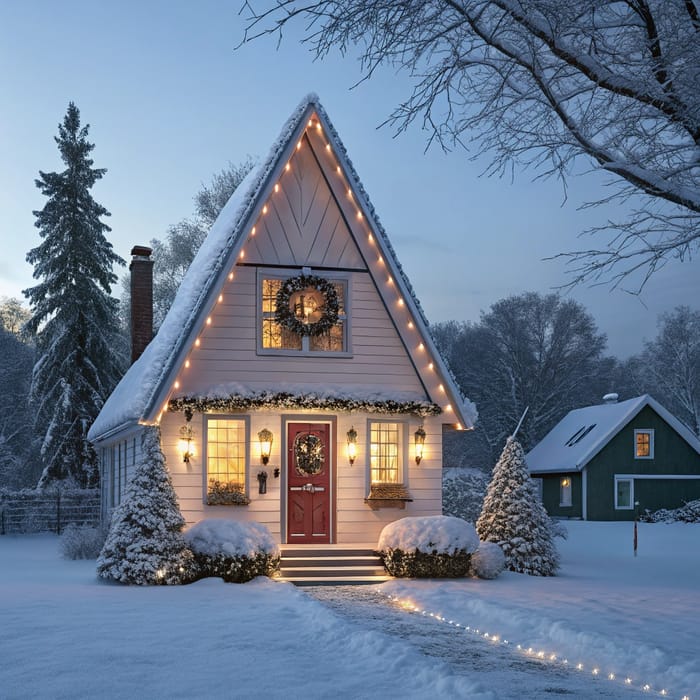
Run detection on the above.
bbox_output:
[379,592,684,699]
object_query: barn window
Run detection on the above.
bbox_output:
[634,429,654,459]
[205,418,249,505]
[615,477,634,509]
[559,477,572,507]
[258,272,348,354]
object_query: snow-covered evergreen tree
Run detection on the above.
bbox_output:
[476,436,559,576]
[24,103,125,487]
[97,427,194,585]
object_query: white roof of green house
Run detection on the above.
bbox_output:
[88,94,476,442]
[526,394,700,474]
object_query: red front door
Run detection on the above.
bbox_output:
[287,422,331,543]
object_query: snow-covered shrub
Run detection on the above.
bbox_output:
[469,541,506,580]
[184,519,280,583]
[377,515,480,578]
[640,499,700,523]
[477,437,559,576]
[97,428,195,585]
[60,522,108,560]
[442,467,489,523]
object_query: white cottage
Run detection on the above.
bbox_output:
[89,95,476,547]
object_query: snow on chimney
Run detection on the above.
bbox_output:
[602,393,619,404]
[130,245,154,364]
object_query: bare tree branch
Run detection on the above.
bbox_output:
[241,0,700,288]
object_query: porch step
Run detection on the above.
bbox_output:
[277,545,391,586]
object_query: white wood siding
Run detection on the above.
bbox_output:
[173,266,427,397]
[161,410,444,544]
[244,132,365,270]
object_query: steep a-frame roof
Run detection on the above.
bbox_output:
[89,94,476,442]
[526,394,700,474]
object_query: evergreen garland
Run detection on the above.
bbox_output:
[274,274,339,337]
[169,392,441,417]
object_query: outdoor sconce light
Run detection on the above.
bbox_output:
[414,425,426,465]
[258,428,273,465]
[179,423,195,464]
[346,426,358,466]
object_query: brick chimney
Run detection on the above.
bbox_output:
[130,245,154,364]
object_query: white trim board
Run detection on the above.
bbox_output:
[614,474,700,480]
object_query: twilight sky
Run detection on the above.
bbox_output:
[1,1,698,359]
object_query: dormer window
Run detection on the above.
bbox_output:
[258,270,348,354]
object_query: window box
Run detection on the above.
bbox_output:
[365,483,413,510]
[206,480,250,506]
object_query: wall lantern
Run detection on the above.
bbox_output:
[346,426,358,466]
[258,428,273,465]
[414,425,426,465]
[179,410,195,464]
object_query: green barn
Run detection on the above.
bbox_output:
[526,394,700,521]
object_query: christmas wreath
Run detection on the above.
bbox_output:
[274,274,340,337]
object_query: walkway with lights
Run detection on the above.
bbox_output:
[306,585,649,699]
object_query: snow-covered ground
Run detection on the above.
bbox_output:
[1,522,698,699]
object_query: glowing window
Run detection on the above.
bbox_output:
[370,421,402,484]
[206,418,247,501]
[259,274,347,353]
[634,430,654,459]
[559,477,572,507]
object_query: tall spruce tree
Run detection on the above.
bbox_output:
[476,436,559,576]
[24,102,125,488]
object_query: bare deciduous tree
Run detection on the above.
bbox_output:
[643,306,700,436]
[243,1,700,289]
[434,292,607,461]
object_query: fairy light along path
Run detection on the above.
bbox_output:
[305,585,647,699]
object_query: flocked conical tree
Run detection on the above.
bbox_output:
[476,436,559,576]
[24,102,126,488]
[97,427,194,585]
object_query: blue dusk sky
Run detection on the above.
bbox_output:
[1,1,697,358]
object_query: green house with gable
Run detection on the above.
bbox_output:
[526,394,700,521]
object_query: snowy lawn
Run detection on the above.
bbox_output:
[0,535,486,700]
[383,521,700,699]
[1,522,698,699]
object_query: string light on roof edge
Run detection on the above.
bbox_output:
[377,591,680,700]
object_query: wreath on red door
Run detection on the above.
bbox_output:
[274,274,340,337]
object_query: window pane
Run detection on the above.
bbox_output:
[617,480,631,508]
[560,477,572,506]
[370,422,401,484]
[261,279,281,314]
[309,322,344,352]
[636,432,650,457]
[207,419,246,489]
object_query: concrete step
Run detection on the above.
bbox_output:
[280,565,387,578]
[277,575,392,586]
[277,545,389,586]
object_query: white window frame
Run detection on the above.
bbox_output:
[204,415,250,501]
[367,419,407,486]
[634,429,654,459]
[614,477,634,510]
[256,268,351,357]
[559,476,572,507]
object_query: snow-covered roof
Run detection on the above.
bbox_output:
[89,94,475,442]
[526,394,700,474]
